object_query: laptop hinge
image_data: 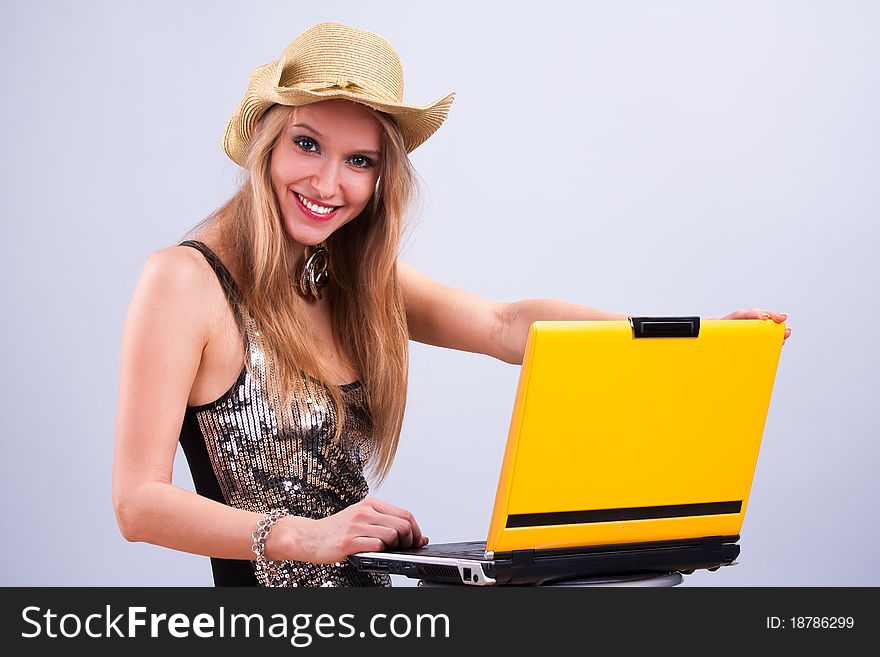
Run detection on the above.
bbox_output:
[511,549,535,567]
[630,316,700,338]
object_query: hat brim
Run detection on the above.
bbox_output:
[223,61,454,166]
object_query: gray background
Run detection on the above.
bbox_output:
[1,0,877,586]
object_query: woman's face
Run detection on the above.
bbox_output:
[270,100,382,251]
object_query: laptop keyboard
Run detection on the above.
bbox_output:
[398,541,489,560]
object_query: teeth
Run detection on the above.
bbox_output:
[297,193,336,215]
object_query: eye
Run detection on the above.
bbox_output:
[348,155,374,169]
[292,136,319,153]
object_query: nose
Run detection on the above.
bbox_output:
[311,159,342,201]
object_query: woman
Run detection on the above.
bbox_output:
[112,22,791,587]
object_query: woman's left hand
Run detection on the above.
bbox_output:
[711,308,792,344]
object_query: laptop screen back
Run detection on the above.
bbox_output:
[485,319,785,553]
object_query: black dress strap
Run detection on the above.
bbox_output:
[179,240,244,328]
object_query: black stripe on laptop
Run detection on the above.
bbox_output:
[506,501,743,528]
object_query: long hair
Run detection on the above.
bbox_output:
[200,103,416,484]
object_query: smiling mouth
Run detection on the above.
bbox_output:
[294,192,340,219]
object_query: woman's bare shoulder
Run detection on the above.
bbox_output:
[136,244,225,302]
[128,244,227,329]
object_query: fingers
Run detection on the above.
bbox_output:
[349,536,386,554]
[725,308,789,324]
[339,498,426,554]
[348,534,428,554]
[363,498,424,548]
[356,523,405,550]
[721,308,792,344]
[728,307,785,321]
[316,500,428,562]
[750,308,790,342]
[715,308,793,347]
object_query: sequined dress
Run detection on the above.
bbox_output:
[177,240,390,587]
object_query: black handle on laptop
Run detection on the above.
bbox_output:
[629,316,701,338]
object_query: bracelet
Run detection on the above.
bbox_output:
[252,510,286,587]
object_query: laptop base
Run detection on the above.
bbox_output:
[416,570,685,587]
[350,535,740,586]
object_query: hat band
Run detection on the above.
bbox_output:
[278,77,400,104]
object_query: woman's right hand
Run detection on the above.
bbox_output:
[270,497,429,564]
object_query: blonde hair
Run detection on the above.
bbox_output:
[200,103,416,484]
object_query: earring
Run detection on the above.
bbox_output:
[296,242,330,301]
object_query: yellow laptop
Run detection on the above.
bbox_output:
[351,317,785,585]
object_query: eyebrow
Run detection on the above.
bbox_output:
[292,122,324,137]
[291,122,382,158]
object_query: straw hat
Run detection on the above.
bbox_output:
[222,22,455,166]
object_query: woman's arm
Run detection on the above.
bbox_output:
[499,299,631,364]
[113,247,284,559]
[398,261,792,365]
[397,260,507,360]
[114,249,426,565]
[399,260,629,365]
